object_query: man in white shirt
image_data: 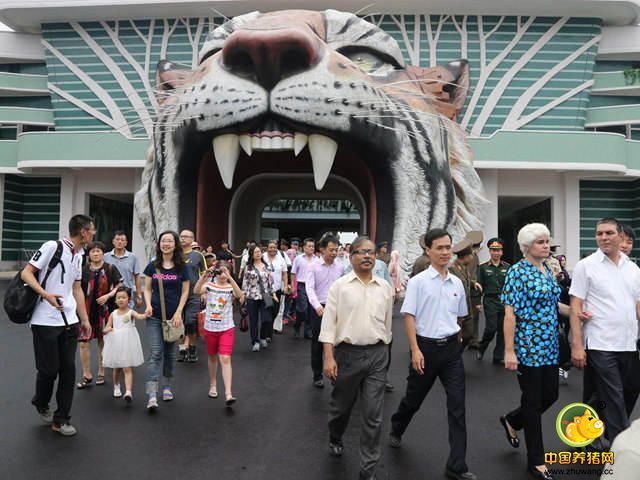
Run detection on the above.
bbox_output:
[570,217,640,443]
[389,228,477,480]
[320,236,393,480]
[21,214,94,436]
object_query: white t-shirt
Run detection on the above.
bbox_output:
[569,249,640,351]
[263,252,288,292]
[29,239,83,327]
[204,282,235,332]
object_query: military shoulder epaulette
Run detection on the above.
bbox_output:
[480,261,490,266]
[501,261,511,266]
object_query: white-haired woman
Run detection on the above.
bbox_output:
[499,223,564,480]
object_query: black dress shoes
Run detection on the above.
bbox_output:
[329,441,344,457]
[499,415,520,448]
[527,465,553,480]
[445,468,477,480]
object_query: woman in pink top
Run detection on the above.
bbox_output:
[388,250,403,295]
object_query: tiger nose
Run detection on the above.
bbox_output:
[221,28,320,90]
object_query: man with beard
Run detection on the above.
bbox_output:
[320,236,393,480]
[570,218,640,444]
[389,228,477,480]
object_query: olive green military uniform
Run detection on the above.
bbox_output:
[449,261,479,346]
[467,252,482,346]
[476,259,510,362]
[411,254,430,277]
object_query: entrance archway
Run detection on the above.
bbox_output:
[229,174,367,246]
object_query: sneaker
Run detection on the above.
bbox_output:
[113,385,122,398]
[252,342,260,352]
[260,339,268,349]
[187,346,198,363]
[389,433,402,448]
[146,395,158,411]
[35,406,53,424]
[52,423,77,436]
[266,337,272,343]
[162,387,174,401]
[124,392,133,404]
[177,348,187,363]
[313,378,324,389]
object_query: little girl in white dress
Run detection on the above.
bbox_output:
[102,287,146,403]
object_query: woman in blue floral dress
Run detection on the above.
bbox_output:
[500,223,562,480]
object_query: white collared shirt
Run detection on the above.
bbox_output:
[401,265,468,339]
[569,249,640,351]
[318,271,393,346]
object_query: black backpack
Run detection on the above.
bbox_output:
[4,241,65,324]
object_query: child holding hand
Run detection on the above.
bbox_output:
[102,286,147,403]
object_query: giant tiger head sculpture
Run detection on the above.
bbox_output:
[134,9,486,278]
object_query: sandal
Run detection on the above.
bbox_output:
[95,375,105,386]
[208,386,218,399]
[225,395,237,406]
[76,377,93,389]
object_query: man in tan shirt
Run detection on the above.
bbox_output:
[320,236,393,480]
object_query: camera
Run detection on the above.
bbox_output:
[212,268,222,276]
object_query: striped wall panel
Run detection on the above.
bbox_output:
[579,179,640,260]
[41,15,601,137]
[2,175,61,262]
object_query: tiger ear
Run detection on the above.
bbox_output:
[404,59,470,121]
[156,60,195,105]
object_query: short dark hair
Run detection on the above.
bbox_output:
[87,241,106,253]
[350,236,372,254]
[280,238,290,248]
[621,223,636,241]
[303,237,315,246]
[319,235,339,249]
[113,230,127,239]
[69,214,94,237]
[596,217,622,233]
[424,228,452,248]
[115,286,131,298]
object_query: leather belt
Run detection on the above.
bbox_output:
[417,333,459,346]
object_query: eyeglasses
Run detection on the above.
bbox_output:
[352,249,375,256]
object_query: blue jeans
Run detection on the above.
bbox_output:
[145,317,177,396]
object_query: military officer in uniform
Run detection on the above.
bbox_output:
[411,234,431,277]
[475,238,510,364]
[449,239,480,348]
[465,231,483,347]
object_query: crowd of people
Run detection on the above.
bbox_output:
[17,214,640,480]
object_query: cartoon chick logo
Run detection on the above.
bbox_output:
[556,403,605,447]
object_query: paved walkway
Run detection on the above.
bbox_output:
[0,288,635,479]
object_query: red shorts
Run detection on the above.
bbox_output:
[205,328,235,356]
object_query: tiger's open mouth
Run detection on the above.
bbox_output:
[175,113,396,243]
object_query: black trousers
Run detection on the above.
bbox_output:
[31,324,80,425]
[294,282,313,337]
[391,337,468,474]
[505,364,559,467]
[583,350,637,442]
[309,306,324,380]
[246,299,272,344]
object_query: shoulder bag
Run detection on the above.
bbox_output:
[256,267,274,309]
[156,268,185,343]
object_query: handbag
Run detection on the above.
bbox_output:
[239,306,249,332]
[156,268,184,343]
[256,268,273,309]
[197,310,206,337]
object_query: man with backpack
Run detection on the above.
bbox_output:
[20,214,94,436]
